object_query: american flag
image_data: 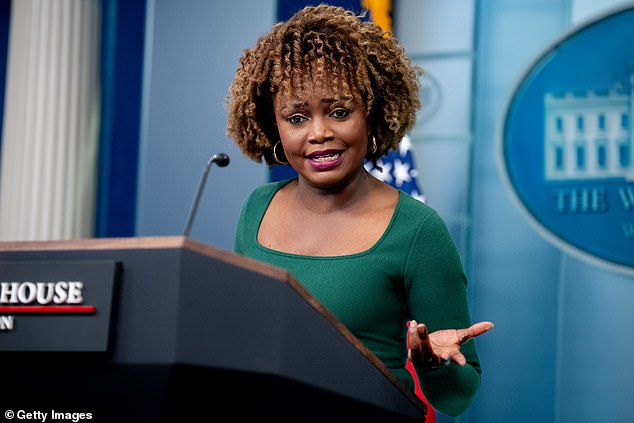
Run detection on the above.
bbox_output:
[365,135,425,202]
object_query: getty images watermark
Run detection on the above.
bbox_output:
[3,410,93,422]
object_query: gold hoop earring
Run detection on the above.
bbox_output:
[370,136,378,154]
[273,141,288,165]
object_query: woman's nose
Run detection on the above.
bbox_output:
[308,116,334,143]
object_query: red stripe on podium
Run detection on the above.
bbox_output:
[0,305,96,314]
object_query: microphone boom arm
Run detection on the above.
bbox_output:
[183,153,230,237]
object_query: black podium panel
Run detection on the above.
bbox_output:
[0,236,426,422]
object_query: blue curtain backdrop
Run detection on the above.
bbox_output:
[277,0,364,20]
[96,0,146,237]
[0,0,11,159]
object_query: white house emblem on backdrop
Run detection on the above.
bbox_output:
[500,5,634,274]
[544,80,634,183]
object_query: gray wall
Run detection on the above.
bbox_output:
[136,1,634,422]
[136,0,273,250]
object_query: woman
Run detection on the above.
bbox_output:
[226,4,493,417]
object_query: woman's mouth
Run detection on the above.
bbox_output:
[306,150,343,170]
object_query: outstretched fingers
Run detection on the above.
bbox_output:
[408,320,494,369]
[457,321,494,344]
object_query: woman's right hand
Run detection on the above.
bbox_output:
[408,320,494,369]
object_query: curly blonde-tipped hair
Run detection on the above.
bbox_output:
[225,3,422,167]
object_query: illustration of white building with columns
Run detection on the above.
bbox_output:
[544,69,634,182]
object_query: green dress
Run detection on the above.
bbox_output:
[234,178,483,416]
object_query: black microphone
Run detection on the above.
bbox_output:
[183,153,230,237]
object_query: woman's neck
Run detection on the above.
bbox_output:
[293,169,377,215]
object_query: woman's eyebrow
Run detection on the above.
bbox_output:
[279,96,353,111]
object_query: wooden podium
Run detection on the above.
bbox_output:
[0,236,426,422]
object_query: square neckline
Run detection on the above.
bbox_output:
[254,178,405,259]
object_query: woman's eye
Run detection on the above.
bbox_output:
[288,115,306,125]
[331,108,349,119]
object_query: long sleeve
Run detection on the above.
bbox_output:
[404,208,482,416]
